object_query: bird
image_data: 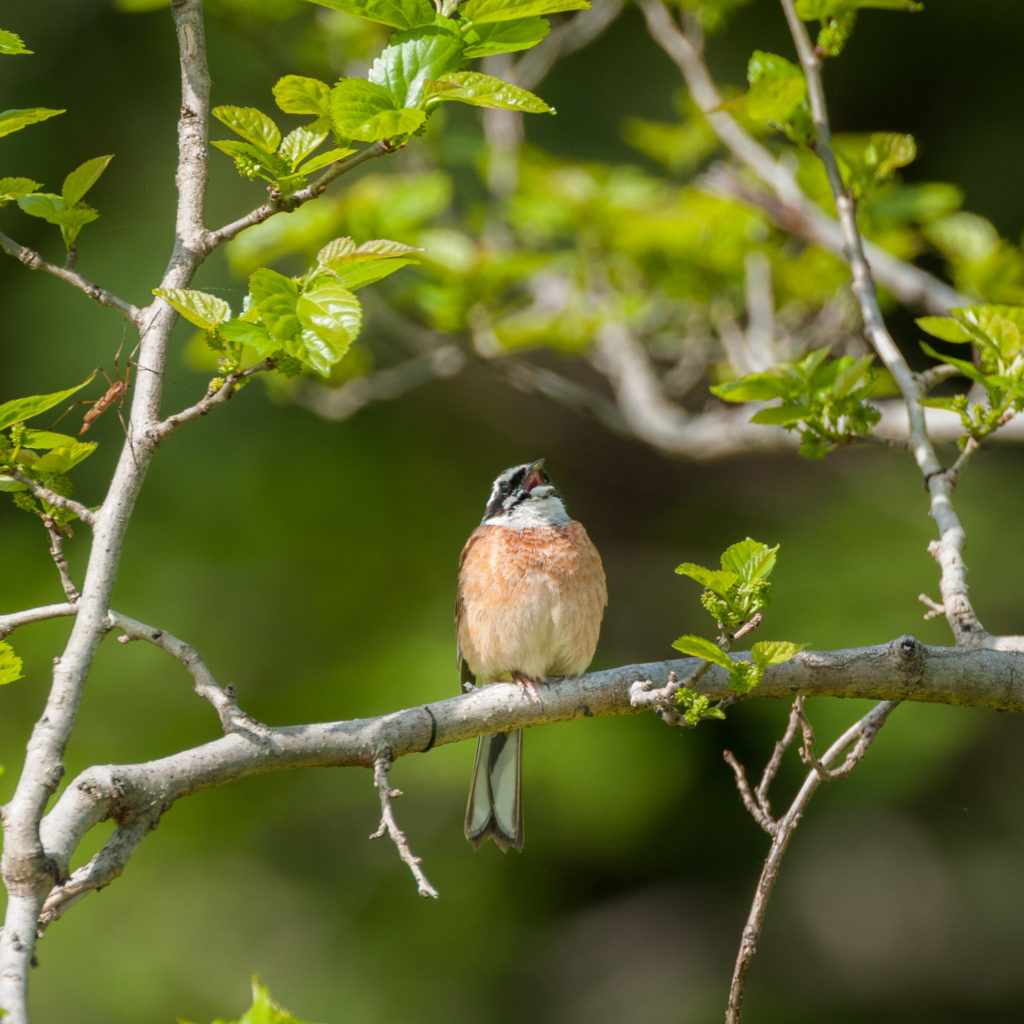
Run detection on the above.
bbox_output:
[456,460,607,851]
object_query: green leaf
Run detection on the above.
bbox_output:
[749,403,812,425]
[744,51,812,144]
[0,373,97,431]
[671,634,735,670]
[154,288,232,329]
[329,258,419,290]
[295,283,363,374]
[211,140,293,182]
[32,441,97,475]
[795,0,921,12]
[302,0,435,29]
[675,563,739,597]
[0,176,41,206]
[21,430,79,449]
[462,17,550,58]
[279,120,332,167]
[16,193,99,249]
[62,155,113,205]
[212,106,281,153]
[368,23,465,108]
[329,80,426,142]
[250,269,302,343]
[919,341,988,386]
[0,107,63,139]
[950,305,1024,354]
[273,75,333,116]
[721,538,778,581]
[751,640,807,669]
[918,396,958,410]
[318,236,422,266]
[0,642,23,687]
[460,0,589,26]
[0,29,32,55]
[710,373,800,402]
[298,148,354,175]
[218,319,280,357]
[424,72,553,113]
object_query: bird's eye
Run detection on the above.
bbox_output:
[500,483,510,495]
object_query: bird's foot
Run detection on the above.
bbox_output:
[513,674,546,707]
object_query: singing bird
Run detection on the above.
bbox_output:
[456,461,607,851]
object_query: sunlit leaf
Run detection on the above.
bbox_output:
[462,17,550,58]
[273,75,333,116]
[424,72,553,113]
[0,107,63,139]
[0,29,32,55]
[671,634,735,670]
[295,282,363,374]
[0,176,41,206]
[721,538,778,581]
[675,563,739,597]
[460,0,589,26]
[0,642,23,687]
[302,0,435,30]
[62,155,113,206]
[250,269,303,343]
[32,441,97,474]
[0,373,97,431]
[154,288,232,329]
[213,106,282,153]
[751,640,807,669]
[368,23,464,107]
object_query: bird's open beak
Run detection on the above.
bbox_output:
[523,460,547,493]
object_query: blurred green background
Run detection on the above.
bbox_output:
[3,1,1024,1021]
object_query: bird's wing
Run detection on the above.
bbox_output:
[455,526,487,692]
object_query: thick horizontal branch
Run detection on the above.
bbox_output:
[37,635,1024,881]
[0,230,142,323]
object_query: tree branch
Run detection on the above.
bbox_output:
[6,471,97,526]
[725,697,900,1023]
[0,230,142,323]
[370,758,439,899]
[638,0,965,316]
[0,603,76,641]
[42,518,80,602]
[777,0,1017,653]
[27,634,1024,930]
[295,347,465,422]
[203,142,392,252]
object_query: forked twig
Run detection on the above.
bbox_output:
[370,757,439,899]
[723,697,900,1023]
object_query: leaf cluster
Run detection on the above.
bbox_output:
[670,539,804,721]
[0,375,99,527]
[158,236,419,380]
[918,304,1024,446]
[794,0,922,59]
[711,348,897,458]
[182,975,320,1024]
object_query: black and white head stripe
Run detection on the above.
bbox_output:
[481,461,569,528]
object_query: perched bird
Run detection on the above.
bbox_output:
[456,460,607,851]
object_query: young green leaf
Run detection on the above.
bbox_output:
[317,236,422,267]
[213,106,281,153]
[750,640,806,669]
[329,79,413,141]
[0,373,97,431]
[423,72,553,113]
[250,269,303,343]
[153,288,232,329]
[62,155,113,205]
[0,177,41,206]
[462,17,550,58]
[329,257,419,290]
[0,29,32,55]
[279,120,332,167]
[302,0,435,30]
[671,634,735,670]
[218,319,280,357]
[0,107,64,139]
[0,641,23,687]
[749,404,813,425]
[721,539,778,581]
[32,441,97,475]
[368,23,465,108]
[744,51,812,144]
[675,563,739,597]
[20,430,79,450]
[710,373,800,402]
[182,974,320,1024]
[460,0,589,26]
[298,148,354,175]
[919,341,988,387]
[16,193,100,249]
[273,75,333,116]
[296,282,363,372]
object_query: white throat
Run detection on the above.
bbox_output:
[485,494,571,530]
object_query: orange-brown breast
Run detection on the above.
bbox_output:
[456,522,607,683]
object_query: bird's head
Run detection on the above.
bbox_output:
[481,460,569,528]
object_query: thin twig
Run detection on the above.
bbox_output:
[370,757,439,899]
[147,359,274,444]
[724,697,901,1023]
[0,603,76,640]
[0,229,141,323]
[7,470,97,526]
[203,142,393,251]
[42,518,80,602]
[918,593,946,621]
[108,611,267,736]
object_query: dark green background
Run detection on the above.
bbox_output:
[3,1,1024,1021]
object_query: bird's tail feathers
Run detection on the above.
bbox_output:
[465,729,523,852]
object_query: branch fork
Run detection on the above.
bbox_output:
[370,757,438,899]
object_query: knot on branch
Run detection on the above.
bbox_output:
[890,634,924,690]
